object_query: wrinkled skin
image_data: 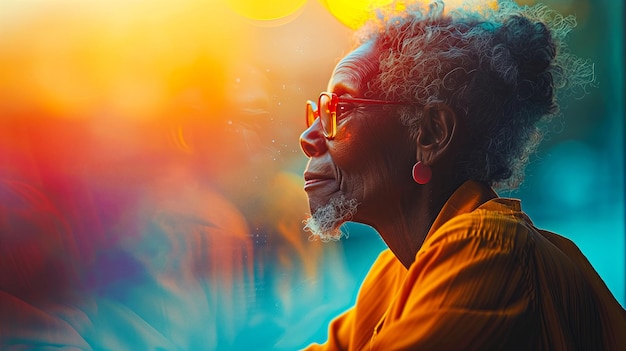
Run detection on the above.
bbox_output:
[300,41,466,268]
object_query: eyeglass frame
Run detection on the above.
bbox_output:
[306,92,408,140]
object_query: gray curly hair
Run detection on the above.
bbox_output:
[358,0,594,190]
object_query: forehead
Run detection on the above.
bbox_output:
[327,41,379,95]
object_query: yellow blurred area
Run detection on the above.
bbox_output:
[320,0,498,29]
[0,0,505,122]
[226,0,308,22]
[320,0,399,29]
[0,0,251,121]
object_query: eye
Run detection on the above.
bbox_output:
[336,102,358,120]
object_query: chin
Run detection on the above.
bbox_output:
[303,194,360,242]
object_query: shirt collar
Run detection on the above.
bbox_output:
[425,180,505,239]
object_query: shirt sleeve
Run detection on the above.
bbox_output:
[371,211,537,351]
[301,250,403,351]
[301,308,355,351]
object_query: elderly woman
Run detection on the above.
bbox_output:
[299,1,625,350]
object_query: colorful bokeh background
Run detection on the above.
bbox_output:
[0,0,623,349]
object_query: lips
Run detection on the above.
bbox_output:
[303,172,335,190]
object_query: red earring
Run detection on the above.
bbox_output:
[412,161,432,184]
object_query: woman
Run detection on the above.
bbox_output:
[299,1,625,350]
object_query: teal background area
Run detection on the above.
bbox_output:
[503,0,625,307]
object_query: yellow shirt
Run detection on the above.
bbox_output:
[303,181,626,350]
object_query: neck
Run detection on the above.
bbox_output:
[368,178,462,269]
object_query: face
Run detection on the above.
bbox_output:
[300,42,416,239]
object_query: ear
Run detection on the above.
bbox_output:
[415,102,458,165]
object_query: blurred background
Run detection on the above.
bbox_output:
[0,0,622,349]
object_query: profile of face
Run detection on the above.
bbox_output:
[299,42,416,241]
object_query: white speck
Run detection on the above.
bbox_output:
[235,78,240,83]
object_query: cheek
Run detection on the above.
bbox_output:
[329,118,411,197]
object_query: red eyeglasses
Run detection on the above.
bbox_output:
[305,92,406,139]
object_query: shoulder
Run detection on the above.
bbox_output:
[421,198,535,257]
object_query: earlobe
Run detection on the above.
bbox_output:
[415,103,458,165]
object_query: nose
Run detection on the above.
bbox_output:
[299,119,327,158]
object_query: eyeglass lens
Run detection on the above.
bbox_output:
[305,93,338,138]
[319,93,334,137]
[306,101,317,128]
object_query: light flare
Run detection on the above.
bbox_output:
[320,0,498,29]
